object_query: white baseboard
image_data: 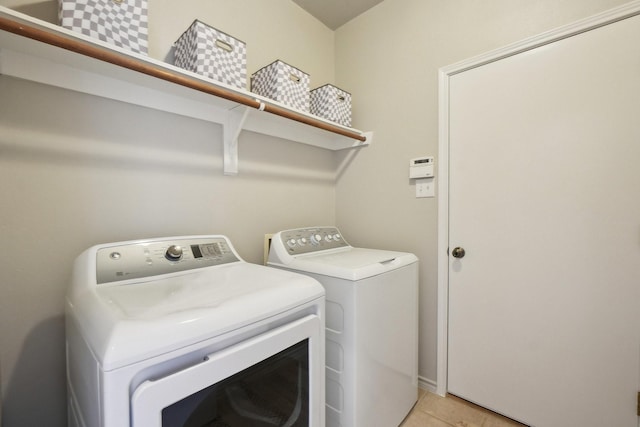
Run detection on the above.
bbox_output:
[418,376,437,394]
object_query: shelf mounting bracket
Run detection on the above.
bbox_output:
[223,105,251,175]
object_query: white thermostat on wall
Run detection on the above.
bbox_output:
[409,156,434,179]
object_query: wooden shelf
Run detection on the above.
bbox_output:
[0,7,371,174]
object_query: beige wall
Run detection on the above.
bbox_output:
[334,0,630,387]
[0,0,632,425]
[0,1,334,426]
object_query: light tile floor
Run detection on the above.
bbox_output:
[400,390,527,427]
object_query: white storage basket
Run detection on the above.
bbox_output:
[251,60,310,112]
[310,84,352,127]
[173,20,247,90]
[58,0,148,54]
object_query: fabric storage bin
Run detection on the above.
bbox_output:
[251,60,310,112]
[173,20,247,90]
[310,84,352,127]
[58,0,148,54]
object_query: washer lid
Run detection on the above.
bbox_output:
[270,247,418,281]
[68,262,324,371]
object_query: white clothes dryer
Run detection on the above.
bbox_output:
[66,235,325,427]
[268,227,419,427]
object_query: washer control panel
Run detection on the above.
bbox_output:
[96,237,239,284]
[278,227,349,255]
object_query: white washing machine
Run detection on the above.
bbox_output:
[268,227,419,427]
[66,235,325,427]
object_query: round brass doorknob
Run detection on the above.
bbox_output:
[452,247,466,258]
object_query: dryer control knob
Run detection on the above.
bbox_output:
[333,233,341,241]
[287,238,297,248]
[311,234,323,244]
[297,238,308,246]
[165,245,183,261]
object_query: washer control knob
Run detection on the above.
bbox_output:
[311,234,323,244]
[165,245,183,261]
[325,235,333,242]
[287,238,297,247]
[333,233,341,241]
[297,237,308,246]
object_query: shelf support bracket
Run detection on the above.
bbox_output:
[223,105,251,175]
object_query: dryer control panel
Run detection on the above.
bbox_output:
[96,237,240,284]
[277,227,349,255]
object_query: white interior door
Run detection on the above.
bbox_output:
[446,10,640,427]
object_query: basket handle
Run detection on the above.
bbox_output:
[289,74,301,84]
[337,95,346,102]
[215,39,234,53]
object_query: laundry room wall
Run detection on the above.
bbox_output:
[0,1,335,426]
[333,0,631,389]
